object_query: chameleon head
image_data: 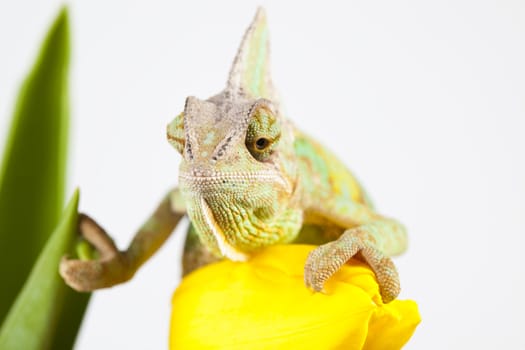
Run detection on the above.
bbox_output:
[166,8,303,260]
[164,9,302,260]
[167,94,302,260]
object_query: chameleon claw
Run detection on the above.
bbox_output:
[60,251,132,292]
[59,256,105,292]
[78,213,119,259]
[304,232,401,303]
[304,241,351,294]
[59,214,132,292]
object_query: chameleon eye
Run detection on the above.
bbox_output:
[245,106,280,162]
[255,137,270,150]
[167,112,185,155]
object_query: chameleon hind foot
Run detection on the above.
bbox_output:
[304,230,400,303]
[60,214,131,292]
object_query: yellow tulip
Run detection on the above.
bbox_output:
[170,245,420,349]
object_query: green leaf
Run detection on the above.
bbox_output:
[0,190,88,350]
[48,288,91,349]
[0,8,70,321]
[0,8,90,348]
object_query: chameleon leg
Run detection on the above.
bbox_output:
[304,218,406,303]
[60,188,184,291]
[59,214,128,291]
[181,224,221,276]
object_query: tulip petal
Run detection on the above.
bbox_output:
[170,245,420,349]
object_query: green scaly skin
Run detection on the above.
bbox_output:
[60,8,407,303]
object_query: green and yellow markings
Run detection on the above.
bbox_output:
[293,134,365,204]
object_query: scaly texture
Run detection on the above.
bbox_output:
[60,7,408,304]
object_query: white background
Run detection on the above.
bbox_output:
[1,1,524,349]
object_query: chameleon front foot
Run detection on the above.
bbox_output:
[304,230,400,303]
[59,214,132,292]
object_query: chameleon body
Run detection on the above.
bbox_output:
[60,8,407,303]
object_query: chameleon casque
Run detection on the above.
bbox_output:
[60,8,407,303]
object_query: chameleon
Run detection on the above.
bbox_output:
[60,8,407,303]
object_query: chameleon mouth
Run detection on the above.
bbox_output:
[179,171,291,193]
[198,196,249,261]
